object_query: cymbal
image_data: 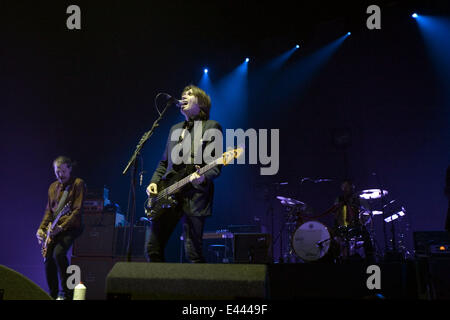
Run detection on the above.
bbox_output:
[361,210,384,216]
[358,189,388,200]
[276,196,305,207]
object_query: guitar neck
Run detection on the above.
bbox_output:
[50,206,69,228]
[161,160,219,197]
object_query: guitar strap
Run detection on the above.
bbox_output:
[53,184,71,220]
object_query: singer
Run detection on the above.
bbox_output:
[145,84,222,262]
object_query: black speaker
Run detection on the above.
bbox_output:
[106,262,267,299]
[233,233,272,263]
[0,265,52,300]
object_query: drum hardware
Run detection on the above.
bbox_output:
[316,238,331,257]
[255,181,290,263]
[358,186,392,260]
[300,177,334,184]
[274,195,308,263]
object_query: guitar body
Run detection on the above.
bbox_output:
[40,202,71,260]
[145,166,196,221]
[41,222,53,259]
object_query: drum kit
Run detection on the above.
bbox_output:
[273,185,410,263]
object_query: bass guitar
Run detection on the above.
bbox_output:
[145,147,243,221]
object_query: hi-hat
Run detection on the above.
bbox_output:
[358,189,388,200]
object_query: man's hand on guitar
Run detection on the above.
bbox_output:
[189,165,205,185]
[36,229,45,244]
[50,225,64,238]
[146,183,158,196]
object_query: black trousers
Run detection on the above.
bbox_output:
[44,229,80,299]
[147,208,206,263]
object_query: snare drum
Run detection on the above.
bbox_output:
[292,221,331,261]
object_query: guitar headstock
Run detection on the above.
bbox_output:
[221,146,244,166]
[61,201,72,214]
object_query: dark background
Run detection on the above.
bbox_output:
[1,0,449,290]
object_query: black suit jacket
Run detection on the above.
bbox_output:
[150,119,222,216]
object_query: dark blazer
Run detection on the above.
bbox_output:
[39,177,86,232]
[150,119,222,216]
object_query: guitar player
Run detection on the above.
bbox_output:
[146,85,222,263]
[36,156,86,300]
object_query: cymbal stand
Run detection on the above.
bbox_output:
[284,208,300,263]
[365,206,381,261]
[264,192,275,263]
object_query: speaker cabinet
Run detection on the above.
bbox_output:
[0,265,52,300]
[73,225,115,257]
[106,262,267,299]
[233,233,272,264]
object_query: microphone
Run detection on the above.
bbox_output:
[163,93,183,108]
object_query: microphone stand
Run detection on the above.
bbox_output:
[122,99,173,262]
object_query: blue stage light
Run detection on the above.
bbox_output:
[412,13,418,18]
[347,32,351,36]
[296,44,300,49]
[204,68,208,74]
[245,58,250,63]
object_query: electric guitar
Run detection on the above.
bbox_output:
[41,201,71,259]
[145,147,244,221]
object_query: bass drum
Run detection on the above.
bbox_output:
[292,221,332,262]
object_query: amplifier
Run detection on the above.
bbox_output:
[73,224,115,257]
[114,226,150,259]
[233,233,272,264]
[227,225,260,233]
[413,231,450,257]
[73,213,117,257]
[83,211,125,227]
[429,244,450,256]
[179,232,234,263]
[85,187,109,200]
[83,199,104,213]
